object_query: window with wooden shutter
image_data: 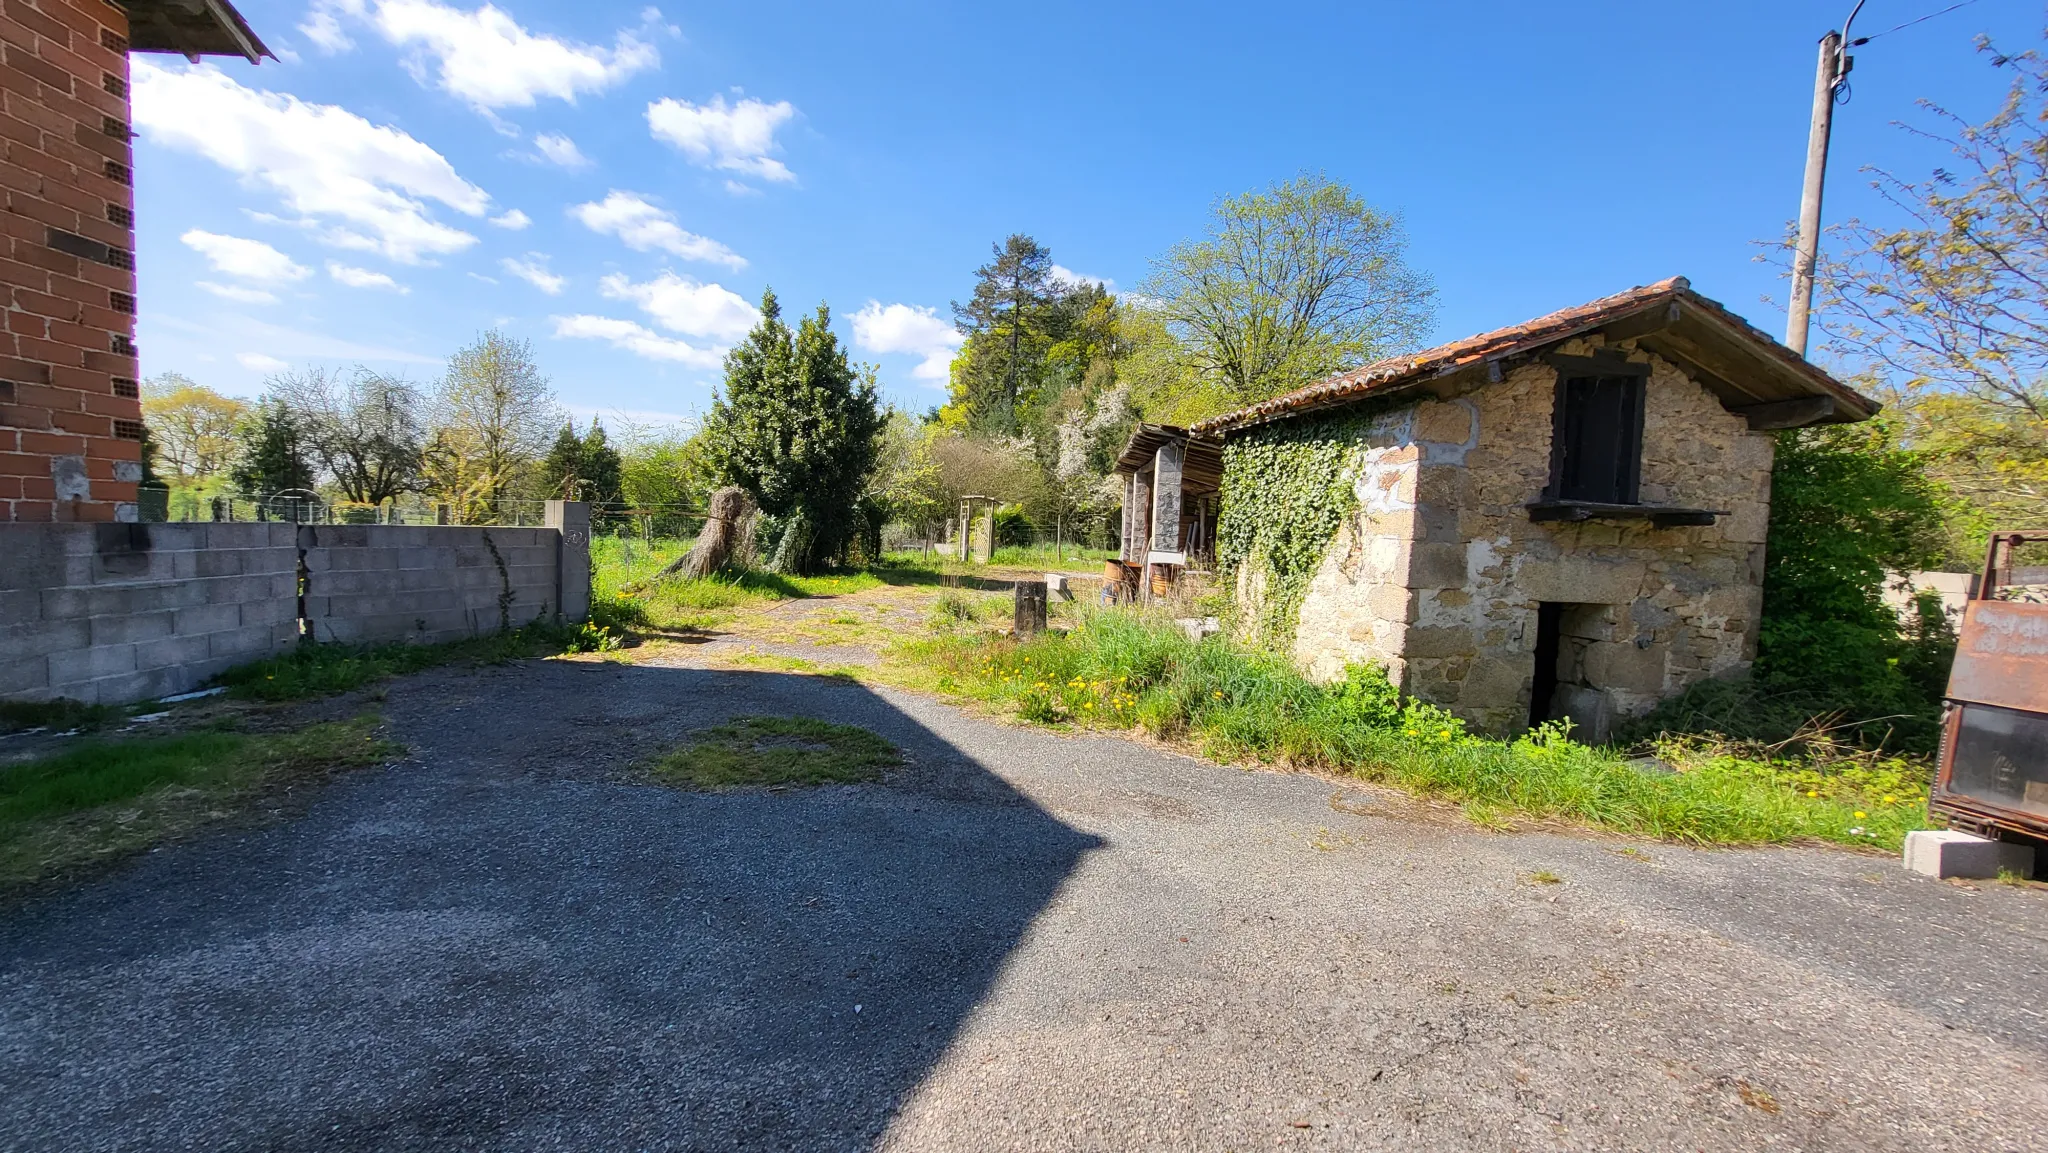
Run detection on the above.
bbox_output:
[1544,356,1647,505]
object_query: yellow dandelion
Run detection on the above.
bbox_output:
[1853,811,1867,819]
[1806,790,1818,798]
[1213,691,1224,699]
[1404,729,1418,737]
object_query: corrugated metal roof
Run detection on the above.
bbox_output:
[1190,277,1879,436]
[115,0,272,64]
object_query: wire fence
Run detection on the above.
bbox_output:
[142,488,710,539]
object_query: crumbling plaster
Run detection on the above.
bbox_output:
[1275,337,1774,736]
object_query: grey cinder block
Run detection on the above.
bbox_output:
[1903,830,2036,879]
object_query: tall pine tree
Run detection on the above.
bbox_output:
[950,234,1057,433]
[704,289,883,574]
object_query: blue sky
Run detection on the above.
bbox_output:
[134,0,2039,429]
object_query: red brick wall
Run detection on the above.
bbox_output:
[0,0,139,523]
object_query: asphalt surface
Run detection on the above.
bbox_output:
[2,657,2045,1151]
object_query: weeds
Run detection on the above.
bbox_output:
[0,716,396,890]
[215,622,583,701]
[0,698,123,735]
[647,715,900,790]
[894,608,1938,849]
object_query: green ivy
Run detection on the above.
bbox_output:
[1217,410,1381,647]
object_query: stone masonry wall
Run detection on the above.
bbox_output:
[0,522,299,705]
[1,505,592,705]
[1,0,144,522]
[1284,337,1774,736]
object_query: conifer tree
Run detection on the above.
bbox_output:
[703,289,883,574]
[228,398,316,496]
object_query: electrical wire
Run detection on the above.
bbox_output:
[1851,0,1983,46]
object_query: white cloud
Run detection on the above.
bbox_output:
[199,282,280,305]
[299,7,354,53]
[1052,264,1114,292]
[134,61,489,263]
[488,208,531,230]
[328,262,408,292]
[180,230,311,284]
[552,314,721,367]
[360,0,659,111]
[599,271,755,340]
[237,352,291,372]
[647,94,796,185]
[502,254,566,295]
[850,301,964,382]
[533,132,590,170]
[569,191,743,268]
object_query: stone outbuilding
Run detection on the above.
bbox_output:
[1185,277,1878,739]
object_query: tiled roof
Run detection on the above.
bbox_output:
[1190,277,1878,435]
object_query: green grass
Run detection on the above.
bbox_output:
[987,543,1117,569]
[0,716,396,889]
[893,608,1936,849]
[591,534,944,634]
[0,698,123,735]
[214,623,584,701]
[647,715,901,789]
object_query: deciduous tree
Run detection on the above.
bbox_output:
[1812,34,2048,551]
[429,331,562,520]
[1142,172,1436,404]
[141,373,245,478]
[271,367,426,505]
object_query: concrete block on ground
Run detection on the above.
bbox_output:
[1903,830,2037,880]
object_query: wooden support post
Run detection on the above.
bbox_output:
[1015,579,1048,638]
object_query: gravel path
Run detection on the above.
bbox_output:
[2,657,2044,1151]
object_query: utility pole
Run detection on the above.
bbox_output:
[1786,3,1866,357]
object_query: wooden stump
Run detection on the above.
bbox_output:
[1014,580,1048,638]
[655,486,753,581]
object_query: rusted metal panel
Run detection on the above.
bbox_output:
[1946,601,2048,713]
[1932,529,2048,841]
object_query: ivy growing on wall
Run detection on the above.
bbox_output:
[1217,410,1381,647]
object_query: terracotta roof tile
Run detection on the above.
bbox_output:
[1189,277,1876,435]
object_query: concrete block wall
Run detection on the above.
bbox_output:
[0,522,298,704]
[3,504,591,706]
[299,524,562,645]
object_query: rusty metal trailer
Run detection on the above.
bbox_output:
[1930,530,2048,844]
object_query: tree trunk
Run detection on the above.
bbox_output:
[655,487,754,581]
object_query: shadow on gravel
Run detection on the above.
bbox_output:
[0,662,1101,1151]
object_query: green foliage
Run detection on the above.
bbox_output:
[228,398,316,496]
[537,419,625,507]
[647,715,901,790]
[214,624,585,701]
[1812,36,2048,553]
[0,698,122,735]
[1216,409,1374,646]
[992,504,1035,547]
[1751,422,1953,750]
[949,234,1059,434]
[901,613,1933,848]
[704,289,884,574]
[1141,171,1436,403]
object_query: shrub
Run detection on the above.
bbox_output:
[898,610,1932,848]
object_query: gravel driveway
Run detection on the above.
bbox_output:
[2,657,2044,1151]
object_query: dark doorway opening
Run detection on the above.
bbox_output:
[1530,601,1566,729]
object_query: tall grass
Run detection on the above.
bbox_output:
[898,609,1931,849]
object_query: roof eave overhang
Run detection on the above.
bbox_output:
[117,0,273,64]
[1193,287,1880,438]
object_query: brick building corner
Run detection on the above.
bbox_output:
[1,0,268,523]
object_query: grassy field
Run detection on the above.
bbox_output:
[0,716,395,891]
[891,607,1934,850]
